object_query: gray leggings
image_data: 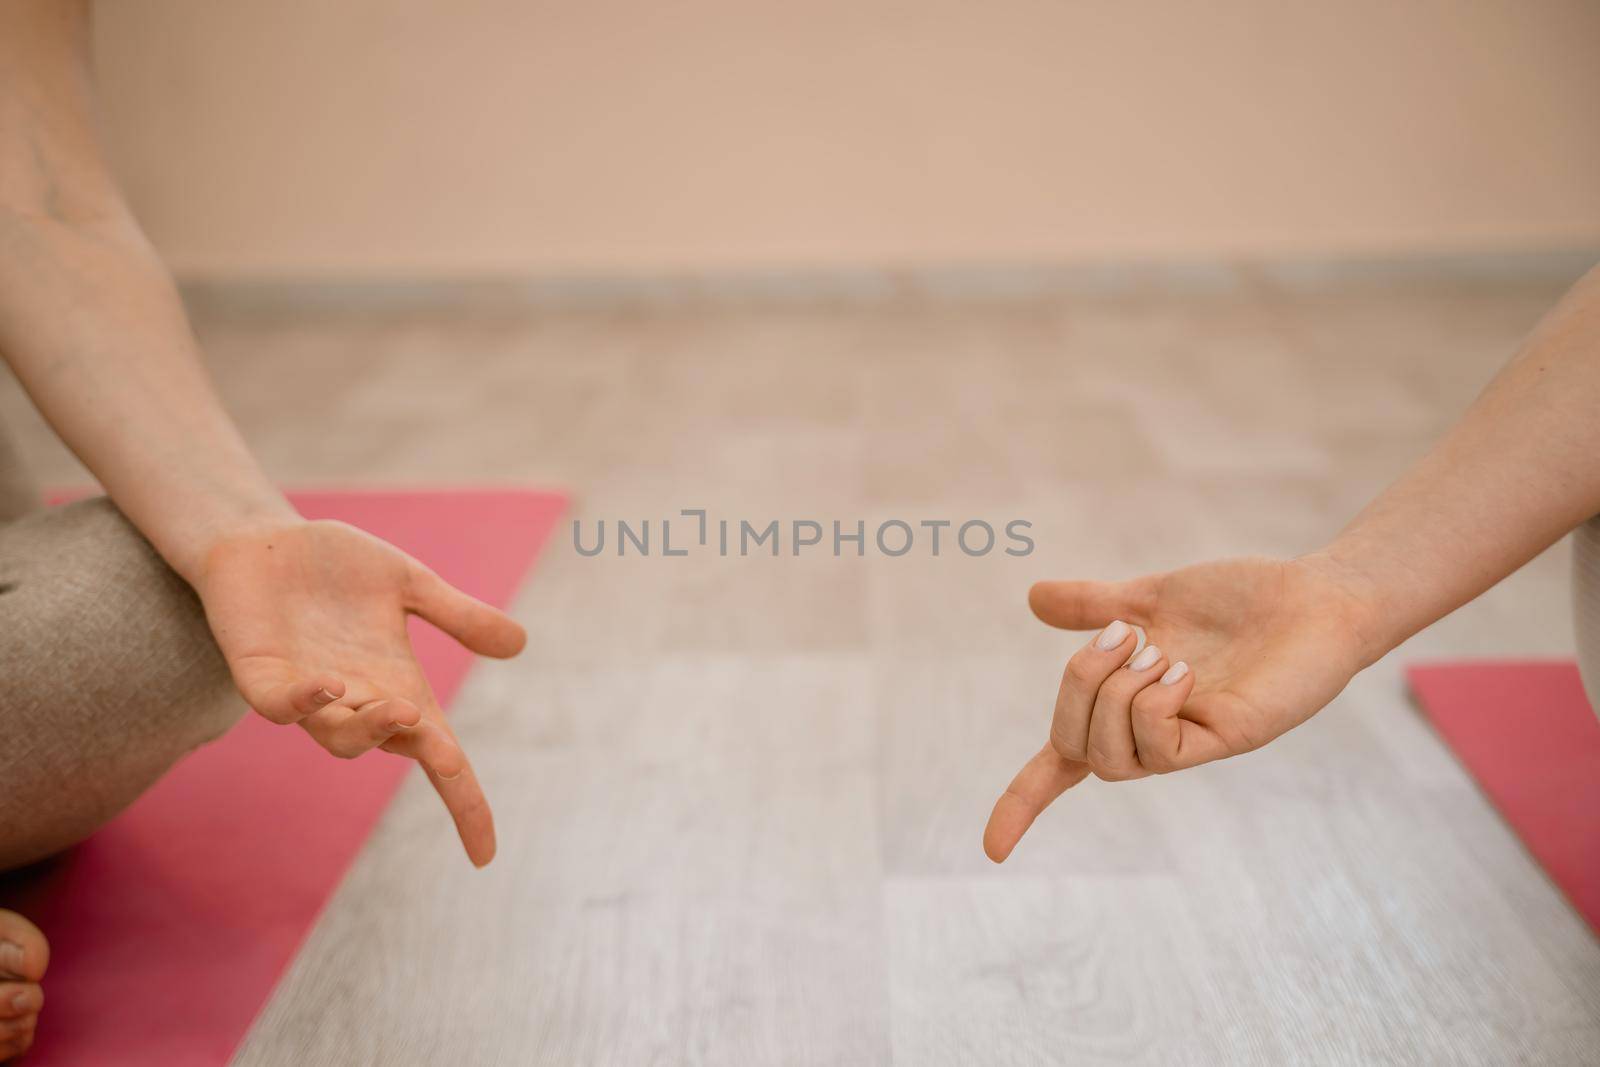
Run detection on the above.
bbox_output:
[1575,517,1600,718]
[0,430,244,872]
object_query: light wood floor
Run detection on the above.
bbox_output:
[4,265,1598,1065]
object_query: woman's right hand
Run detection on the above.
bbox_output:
[983,555,1382,862]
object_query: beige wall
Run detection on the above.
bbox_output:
[93,1,1600,280]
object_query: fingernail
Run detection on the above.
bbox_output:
[313,688,338,705]
[1094,620,1131,651]
[387,719,414,731]
[437,767,465,781]
[0,941,21,972]
[1129,645,1162,671]
[1160,661,1189,686]
[11,991,29,1012]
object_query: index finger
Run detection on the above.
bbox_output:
[982,743,1092,863]
[384,718,496,867]
[428,760,496,868]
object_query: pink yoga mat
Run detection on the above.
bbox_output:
[1,489,565,1066]
[1408,659,1600,937]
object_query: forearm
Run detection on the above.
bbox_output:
[1308,265,1600,664]
[0,215,297,582]
[0,0,295,585]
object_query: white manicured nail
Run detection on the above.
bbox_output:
[1095,620,1131,651]
[1160,661,1189,686]
[1129,645,1162,671]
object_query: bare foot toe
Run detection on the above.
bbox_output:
[0,1015,36,1060]
[0,911,47,1062]
[0,984,39,1020]
[0,912,46,985]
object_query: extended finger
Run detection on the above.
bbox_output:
[427,759,496,867]
[380,717,496,865]
[1050,620,1139,761]
[1086,643,1166,780]
[405,563,526,659]
[301,697,422,759]
[1130,662,1230,772]
[983,743,1093,863]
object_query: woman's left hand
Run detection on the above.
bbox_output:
[193,518,526,867]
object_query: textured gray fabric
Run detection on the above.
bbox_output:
[0,495,245,871]
[0,423,38,522]
[1575,516,1600,719]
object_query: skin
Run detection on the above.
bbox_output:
[0,0,520,862]
[986,264,1600,861]
[0,0,1594,1053]
[0,2,523,1048]
[0,913,45,1062]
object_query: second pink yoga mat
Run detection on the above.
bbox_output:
[2,488,565,1066]
[1408,659,1600,937]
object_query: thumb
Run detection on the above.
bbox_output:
[405,562,527,659]
[1028,577,1155,631]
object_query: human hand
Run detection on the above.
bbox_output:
[983,556,1378,862]
[194,519,526,867]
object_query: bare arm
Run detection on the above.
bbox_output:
[986,265,1600,861]
[0,0,296,581]
[1315,266,1600,663]
[0,1,521,866]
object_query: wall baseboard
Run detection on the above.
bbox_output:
[177,248,1600,316]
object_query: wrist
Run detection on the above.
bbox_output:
[157,484,303,589]
[1290,546,1397,670]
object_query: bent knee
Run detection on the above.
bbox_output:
[1,496,244,750]
[0,498,247,867]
